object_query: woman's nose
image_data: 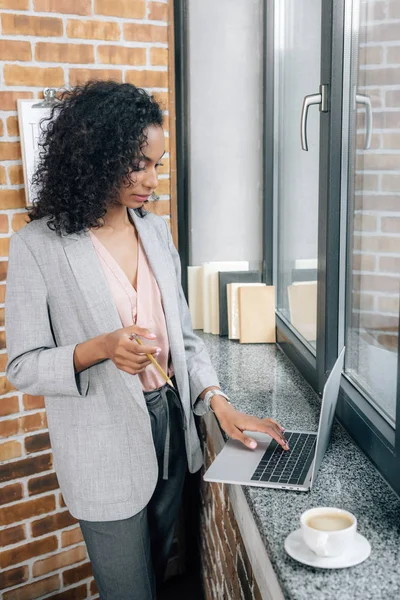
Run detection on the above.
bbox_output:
[143,167,158,191]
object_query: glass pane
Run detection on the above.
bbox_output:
[274,0,321,350]
[345,0,400,425]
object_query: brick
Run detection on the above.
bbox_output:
[95,0,145,18]
[380,256,400,274]
[0,453,52,483]
[382,216,400,233]
[0,264,8,283]
[355,274,400,294]
[6,117,19,139]
[4,65,64,88]
[97,45,145,66]
[59,492,66,507]
[0,191,26,210]
[0,166,6,185]
[0,120,3,137]
[382,132,400,149]
[90,579,98,595]
[0,0,28,7]
[124,23,167,43]
[148,2,168,21]
[361,154,400,171]
[0,534,57,569]
[28,472,59,496]
[9,166,24,186]
[355,173,378,192]
[0,330,6,349]
[152,91,168,109]
[354,235,400,254]
[0,378,16,395]
[126,69,168,88]
[0,397,18,417]
[0,92,33,112]
[378,334,398,350]
[0,525,25,548]
[63,561,93,586]
[0,40,31,62]
[352,253,375,272]
[34,0,91,14]
[46,584,87,600]
[12,213,29,232]
[352,292,374,311]
[0,495,56,528]
[382,174,400,193]
[155,178,170,196]
[36,42,94,64]
[69,68,122,86]
[34,545,86,577]
[378,296,399,314]
[359,45,383,66]
[31,510,77,537]
[150,48,168,66]
[61,526,84,548]
[0,565,28,591]
[67,19,120,40]
[355,194,400,212]
[25,431,51,454]
[3,574,59,600]
[146,200,170,217]
[20,411,47,432]
[387,47,400,65]
[22,394,45,410]
[360,312,398,331]
[1,14,62,37]
[0,143,21,161]
[353,213,377,233]
[0,307,4,326]
[0,482,23,506]
[0,238,10,257]
[0,419,18,439]
[0,287,5,303]
[0,441,22,462]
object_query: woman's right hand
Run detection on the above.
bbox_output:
[104,325,161,375]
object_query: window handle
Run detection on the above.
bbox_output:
[300,84,328,151]
[355,93,373,150]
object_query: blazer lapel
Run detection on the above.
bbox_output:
[130,211,189,397]
[62,230,148,413]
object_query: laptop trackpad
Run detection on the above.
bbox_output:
[204,431,273,482]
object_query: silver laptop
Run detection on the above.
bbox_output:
[204,348,345,492]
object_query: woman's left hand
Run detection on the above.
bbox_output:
[211,398,289,451]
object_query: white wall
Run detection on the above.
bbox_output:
[188,0,264,266]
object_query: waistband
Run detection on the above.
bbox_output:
[143,379,185,480]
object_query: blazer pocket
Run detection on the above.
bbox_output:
[52,422,133,504]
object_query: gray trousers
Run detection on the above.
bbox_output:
[79,381,187,600]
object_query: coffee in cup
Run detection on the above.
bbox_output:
[300,507,357,557]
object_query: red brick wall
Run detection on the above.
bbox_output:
[199,426,262,600]
[353,1,400,351]
[0,2,176,598]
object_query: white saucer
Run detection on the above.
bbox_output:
[284,529,371,569]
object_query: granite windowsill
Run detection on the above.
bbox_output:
[200,333,400,600]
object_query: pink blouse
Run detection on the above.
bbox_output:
[89,231,173,392]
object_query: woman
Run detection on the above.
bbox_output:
[5,81,288,599]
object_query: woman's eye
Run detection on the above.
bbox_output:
[155,163,164,169]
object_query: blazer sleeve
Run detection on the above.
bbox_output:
[5,233,89,398]
[162,220,220,416]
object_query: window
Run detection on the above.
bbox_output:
[264,0,400,494]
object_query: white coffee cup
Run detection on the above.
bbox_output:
[300,507,357,557]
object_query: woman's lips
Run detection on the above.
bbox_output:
[132,195,149,202]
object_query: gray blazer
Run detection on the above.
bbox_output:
[5,209,219,521]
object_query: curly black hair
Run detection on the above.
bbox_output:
[28,81,164,235]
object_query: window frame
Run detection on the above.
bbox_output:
[263,0,400,496]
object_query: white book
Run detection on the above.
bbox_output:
[202,262,249,334]
[187,266,204,330]
[227,282,266,339]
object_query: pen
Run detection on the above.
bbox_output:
[129,333,175,389]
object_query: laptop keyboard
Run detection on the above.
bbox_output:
[251,432,317,486]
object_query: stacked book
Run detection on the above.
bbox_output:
[187,262,276,344]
